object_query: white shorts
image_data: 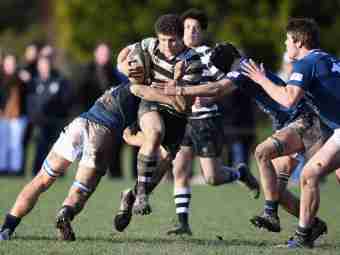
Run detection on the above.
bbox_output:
[52,117,114,171]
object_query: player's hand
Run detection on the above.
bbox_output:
[174,61,185,80]
[127,60,145,83]
[241,59,266,84]
[151,80,177,95]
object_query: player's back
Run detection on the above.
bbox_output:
[290,50,340,129]
[81,82,139,133]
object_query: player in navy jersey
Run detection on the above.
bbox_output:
[153,41,329,244]
[242,18,340,248]
[0,81,181,241]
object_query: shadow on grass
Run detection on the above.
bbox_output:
[15,234,280,248]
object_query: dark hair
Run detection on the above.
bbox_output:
[154,14,184,38]
[286,18,320,49]
[180,8,208,30]
[210,43,241,73]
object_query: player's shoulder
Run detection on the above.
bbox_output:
[297,49,331,67]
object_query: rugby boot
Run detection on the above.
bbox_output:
[132,194,152,215]
[55,206,76,241]
[167,223,192,236]
[250,212,281,232]
[287,230,314,249]
[310,217,327,242]
[0,228,11,240]
[114,188,135,232]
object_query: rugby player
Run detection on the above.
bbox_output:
[115,14,204,217]
[242,18,340,248]
[0,74,181,241]
[113,10,259,235]
[153,40,329,244]
[166,9,259,236]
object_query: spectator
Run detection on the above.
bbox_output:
[0,54,27,175]
[77,43,134,179]
[221,91,256,167]
[18,43,40,175]
[27,56,72,175]
[19,43,39,83]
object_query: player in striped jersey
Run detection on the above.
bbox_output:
[167,9,259,236]
[116,14,204,216]
[113,10,259,235]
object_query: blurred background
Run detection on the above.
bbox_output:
[1,0,340,178]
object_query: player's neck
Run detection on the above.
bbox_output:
[297,48,316,60]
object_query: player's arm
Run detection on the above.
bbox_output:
[130,85,186,113]
[241,59,304,108]
[123,126,170,161]
[152,78,236,97]
[117,47,131,75]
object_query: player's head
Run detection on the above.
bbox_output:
[285,18,320,59]
[181,8,208,48]
[154,14,184,58]
[210,43,241,73]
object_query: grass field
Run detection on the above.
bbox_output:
[0,164,339,255]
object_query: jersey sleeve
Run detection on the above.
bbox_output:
[287,60,313,90]
[181,51,205,85]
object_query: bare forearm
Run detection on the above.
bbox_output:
[130,85,172,105]
[257,78,299,108]
[181,79,235,97]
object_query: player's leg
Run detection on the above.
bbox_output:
[252,113,330,233]
[0,152,71,240]
[114,141,172,232]
[134,103,165,215]
[167,145,193,236]
[55,120,114,241]
[193,116,259,196]
[55,165,105,241]
[288,132,340,248]
[272,155,300,217]
[0,117,87,240]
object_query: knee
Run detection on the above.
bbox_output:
[300,170,320,188]
[36,174,55,192]
[254,141,273,163]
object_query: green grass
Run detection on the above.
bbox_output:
[0,168,339,255]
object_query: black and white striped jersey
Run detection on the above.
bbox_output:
[128,38,204,113]
[189,45,226,120]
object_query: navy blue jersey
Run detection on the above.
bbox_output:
[227,68,304,130]
[288,50,340,129]
[80,82,139,135]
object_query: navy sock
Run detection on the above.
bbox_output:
[264,200,278,216]
[1,213,21,234]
